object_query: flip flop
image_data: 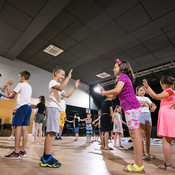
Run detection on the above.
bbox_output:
[123,163,145,173]
[104,147,113,150]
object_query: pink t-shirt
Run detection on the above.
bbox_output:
[115,74,140,112]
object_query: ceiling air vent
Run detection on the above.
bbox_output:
[96,72,111,79]
[43,44,64,56]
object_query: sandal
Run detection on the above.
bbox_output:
[158,163,175,170]
[104,147,114,150]
[148,153,155,159]
[104,147,113,150]
[123,163,145,173]
[143,153,150,161]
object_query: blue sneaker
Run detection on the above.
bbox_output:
[55,135,57,140]
[40,155,61,168]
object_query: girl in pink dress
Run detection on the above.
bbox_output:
[143,75,175,170]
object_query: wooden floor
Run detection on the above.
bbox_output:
[0,136,175,175]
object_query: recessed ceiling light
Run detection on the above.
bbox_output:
[43,44,64,56]
[96,72,111,79]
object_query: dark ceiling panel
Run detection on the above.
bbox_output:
[68,44,91,58]
[79,3,112,31]
[124,44,150,58]
[0,3,32,30]
[92,56,114,69]
[65,0,95,18]
[153,45,175,60]
[0,47,8,56]
[51,10,76,30]
[27,57,47,68]
[97,0,138,19]
[116,4,151,32]
[0,0,5,11]
[0,34,15,49]
[7,0,46,18]
[28,50,54,65]
[144,34,172,52]
[40,25,61,40]
[0,21,22,40]
[157,11,175,32]
[30,35,49,49]
[52,32,77,50]
[54,51,80,65]
[17,45,39,61]
[137,26,163,42]
[128,59,140,69]
[43,55,71,71]
[119,40,139,50]
[134,54,157,65]
[17,52,32,62]
[94,21,126,44]
[142,0,175,20]
[81,33,108,52]
[108,51,131,61]
[166,29,175,46]
[64,20,92,41]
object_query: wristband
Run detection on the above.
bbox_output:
[9,93,15,99]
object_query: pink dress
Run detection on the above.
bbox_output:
[158,88,175,137]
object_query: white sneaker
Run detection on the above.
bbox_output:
[8,136,15,140]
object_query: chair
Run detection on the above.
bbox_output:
[79,122,86,136]
[1,123,12,136]
[65,123,73,136]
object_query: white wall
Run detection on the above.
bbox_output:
[0,56,89,108]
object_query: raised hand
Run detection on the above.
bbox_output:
[7,79,13,86]
[97,84,104,91]
[75,79,80,88]
[142,79,149,88]
[68,69,73,79]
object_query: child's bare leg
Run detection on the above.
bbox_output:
[118,133,122,146]
[21,126,28,151]
[38,123,43,142]
[114,133,117,147]
[11,126,15,136]
[34,123,39,142]
[140,123,146,154]
[89,135,92,142]
[14,126,22,153]
[163,136,172,167]
[145,124,151,154]
[75,133,78,139]
[59,126,63,136]
[104,132,109,149]
[129,128,143,167]
[44,132,54,154]
[102,132,105,148]
[86,135,88,142]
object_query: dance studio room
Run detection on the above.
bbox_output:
[0,0,175,174]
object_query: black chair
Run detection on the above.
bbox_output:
[1,123,12,136]
[65,123,74,136]
[79,122,86,136]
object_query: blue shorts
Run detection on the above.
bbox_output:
[139,112,152,126]
[86,128,93,136]
[12,105,32,126]
[74,127,79,134]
